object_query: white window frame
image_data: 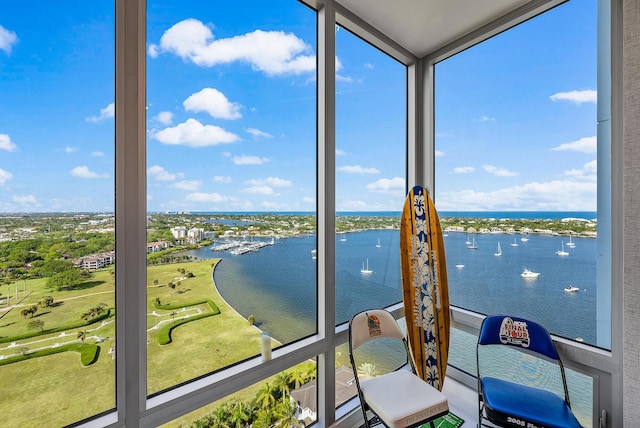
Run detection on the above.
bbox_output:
[76,0,622,426]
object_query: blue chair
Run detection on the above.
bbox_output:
[349,309,448,428]
[476,315,583,428]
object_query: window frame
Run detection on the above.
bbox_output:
[85,0,623,426]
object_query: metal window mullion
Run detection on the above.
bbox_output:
[317,1,337,426]
[115,0,147,426]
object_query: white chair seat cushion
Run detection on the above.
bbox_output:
[359,370,448,428]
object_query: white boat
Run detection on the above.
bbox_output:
[468,238,478,249]
[361,259,373,274]
[510,238,519,247]
[494,242,502,257]
[566,235,576,248]
[465,236,472,245]
[521,268,540,279]
[311,249,317,260]
[556,241,569,256]
[565,285,579,292]
[520,236,529,242]
[376,238,381,248]
[455,264,464,269]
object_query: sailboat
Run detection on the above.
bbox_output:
[361,259,373,274]
[510,237,519,247]
[468,238,478,249]
[556,241,569,256]
[494,242,502,257]
[376,238,381,248]
[566,234,576,248]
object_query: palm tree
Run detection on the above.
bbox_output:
[153,279,159,287]
[273,399,303,428]
[273,372,291,402]
[289,367,306,389]
[229,400,252,428]
[77,330,87,344]
[255,382,276,411]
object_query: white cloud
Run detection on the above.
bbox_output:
[482,165,518,177]
[184,88,242,119]
[148,165,182,181]
[0,25,18,54]
[213,175,232,183]
[13,194,37,204]
[65,146,77,153]
[151,118,240,147]
[435,150,445,157]
[437,179,596,211]
[0,134,17,151]
[336,149,347,156]
[562,160,597,181]
[91,151,105,157]
[246,177,292,187]
[452,166,475,174]
[0,168,13,185]
[156,111,173,125]
[150,19,315,76]
[246,128,273,139]
[551,136,597,154]
[172,180,202,191]
[366,177,405,193]
[86,102,115,123]
[70,166,110,179]
[550,89,597,104]
[232,155,269,165]
[477,116,495,122]
[185,192,230,202]
[244,185,274,195]
[302,196,315,204]
[338,165,380,174]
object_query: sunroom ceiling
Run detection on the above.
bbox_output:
[335,0,543,58]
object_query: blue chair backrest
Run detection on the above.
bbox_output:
[478,315,560,361]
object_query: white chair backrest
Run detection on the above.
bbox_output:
[350,309,405,351]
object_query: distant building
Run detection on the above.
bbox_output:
[74,251,115,270]
[187,227,205,243]
[170,226,187,239]
[147,241,168,253]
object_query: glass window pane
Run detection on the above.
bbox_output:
[146,1,317,394]
[434,0,604,348]
[0,2,115,426]
[160,361,317,427]
[334,26,406,326]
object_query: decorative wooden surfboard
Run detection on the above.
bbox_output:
[400,185,450,391]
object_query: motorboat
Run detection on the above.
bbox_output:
[565,285,579,292]
[521,268,540,279]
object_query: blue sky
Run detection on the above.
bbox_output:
[0,0,597,213]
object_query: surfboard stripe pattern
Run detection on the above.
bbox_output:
[400,185,450,391]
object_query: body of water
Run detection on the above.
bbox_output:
[182,228,599,346]
[180,226,598,426]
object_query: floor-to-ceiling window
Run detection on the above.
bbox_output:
[0,2,116,426]
[434,1,603,425]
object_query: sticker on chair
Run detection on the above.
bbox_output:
[499,316,530,348]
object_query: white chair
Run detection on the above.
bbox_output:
[348,309,449,428]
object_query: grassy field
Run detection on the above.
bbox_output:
[0,259,273,427]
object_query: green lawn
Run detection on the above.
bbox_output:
[0,259,272,427]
